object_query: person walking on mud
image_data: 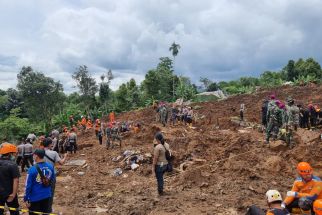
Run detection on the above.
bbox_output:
[240,103,245,121]
[160,104,168,127]
[285,97,299,148]
[152,132,171,196]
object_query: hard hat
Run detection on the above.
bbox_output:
[0,143,18,155]
[297,162,313,175]
[313,199,322,215]
[265,190,282,203]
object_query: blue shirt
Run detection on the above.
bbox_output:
[24,161,55,202]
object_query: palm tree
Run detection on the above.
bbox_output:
[169,42,181,100]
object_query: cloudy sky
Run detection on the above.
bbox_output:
[1,0,322,93]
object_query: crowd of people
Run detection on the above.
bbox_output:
[261,94,321,148]
[154,102,194,128]
[0,136,66,214]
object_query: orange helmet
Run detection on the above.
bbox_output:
[0,143,18,155]
[297,162,313,175]
[314,199,322,215]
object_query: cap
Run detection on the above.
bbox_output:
[33,149,45,158]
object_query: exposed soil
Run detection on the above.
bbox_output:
[18,85,322,215]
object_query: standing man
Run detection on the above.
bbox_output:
[24,149,55,214]
[42,138,67,212]
[27,133,37,144]
[16,139,24,167]
[0,143,20,215]
[21,139,33,172]
[285,97,300,148]
[240,103,245,121]
[262,99,269,128]
[67,128,77,154]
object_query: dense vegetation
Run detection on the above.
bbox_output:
[1,53,322,142]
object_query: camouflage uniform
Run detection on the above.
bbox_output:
[266,103,280,143]
[160,106,168,127]
[109,126,122,149]
[285,98,300,148]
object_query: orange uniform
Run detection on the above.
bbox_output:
[109,112,115,123]
[86,120,93,129]
[81,117,87,126]
[95,119,101,132]
[284,176,322,205]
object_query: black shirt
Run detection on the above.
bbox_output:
[0,158,20,198]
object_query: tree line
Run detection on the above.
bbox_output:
[1,53,322,142]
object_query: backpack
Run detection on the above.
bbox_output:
[35,164,52,187]
[269,208,290,215]
[162,144,173,161]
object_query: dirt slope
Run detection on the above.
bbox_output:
[40,85,322,214]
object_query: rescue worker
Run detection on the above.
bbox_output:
[308,104,318,129]
[81,116,87,131]
[267,94,277,110]
[62,125,68,134]
[97,127,103,145]
[95,119,101,137]
[285,97,299,148]
[152,132,171,196]
[27,132,37,144]
[111,123,122,149]
[109,112,115,123]
[240,103,245,121]
[266,100,281,144]
[283,162,322,214]
[69,115,74,127]
[246,190,290,215]
[67,128,77,154]
[170,105,179,126]
[105,122,113,149]
[262,99,269,128]
[16,139,25,166]
[313,199,322,215]
[186,107,194,128]
[21,138,33,172]
[42,138,67,212]
[160,104,168,127]
[24,149,55,214]
[0,143,20,215]
[86,119,93,130]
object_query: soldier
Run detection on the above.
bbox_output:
[285,97,300,148]
[110,123,122,149]
[160,104,168,127]
[105,123,112,149]
[266,100,281,144]
[262,99,269,128]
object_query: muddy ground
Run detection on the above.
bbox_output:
[18,85,322,215]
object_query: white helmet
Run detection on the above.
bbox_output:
[266,190,282,203]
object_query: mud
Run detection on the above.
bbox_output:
[17,85,322,215]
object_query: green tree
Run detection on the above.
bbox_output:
[200,77,212,89]
[169,42,181,99]
[17,66,65,130]
[72,65,98,111]
[283,60,297,81]
[207,82,219,91]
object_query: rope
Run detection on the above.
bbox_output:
[0,205,58,215]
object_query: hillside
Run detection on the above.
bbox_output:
[28,85,322,215]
